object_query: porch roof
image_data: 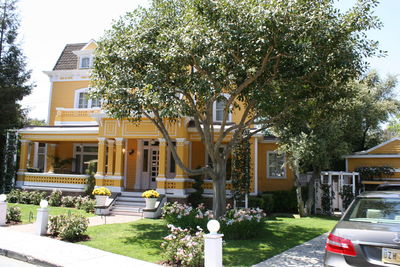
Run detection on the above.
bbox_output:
[18,126,99,142]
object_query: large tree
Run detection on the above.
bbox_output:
[92,0,380,217]
[0,0,32,193]
[275,71,399,216]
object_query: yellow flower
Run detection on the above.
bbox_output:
[92,187,111,196]
[142,190,160,198]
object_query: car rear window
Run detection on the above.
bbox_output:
[343,197,400,224]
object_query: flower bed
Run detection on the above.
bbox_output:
[162,202,266,240]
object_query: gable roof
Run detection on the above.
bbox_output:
[356,137,400,155]
[53,43,86,70]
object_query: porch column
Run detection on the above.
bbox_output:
[96,138,107,177]
[46,144,57,173]
[175,138,188,178]
[114,138,125,177]
[18,140,31,172]
[156,138,167,193]
[106,139,115,176]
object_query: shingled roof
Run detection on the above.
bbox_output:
[53,43,86,70]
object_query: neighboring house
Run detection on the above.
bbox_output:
[345,137,400,187]
[16,40,294,199]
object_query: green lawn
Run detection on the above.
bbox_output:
[9,203,95,224]
[79,216,338,267]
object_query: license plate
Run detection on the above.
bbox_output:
[383,248,400,265]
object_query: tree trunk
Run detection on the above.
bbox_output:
[212,161,227,219]
[305,166,320,215]
[293,161,307,217]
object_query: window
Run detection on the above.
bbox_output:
[73,144,98,174]
[36,143,46,172]
[80,56,92,69]
[267,151,286,178]
[75,88,101,109]
[213,95,232,122]
[166,142,176,178]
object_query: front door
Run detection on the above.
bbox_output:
[141,140,159,189]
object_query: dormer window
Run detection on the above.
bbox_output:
[80,56,92,69]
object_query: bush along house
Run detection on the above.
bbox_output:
[16,40,294,214]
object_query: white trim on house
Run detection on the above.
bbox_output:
[254,137,258,194]
[344,154,400,159]
[267,151,287,179]
[54,121,98,126]
[47,81,53,124]
[43,69,91,82]
[18,126,99,134]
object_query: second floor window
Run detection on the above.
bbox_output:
[213,95,232,122]
[75,89,101,109]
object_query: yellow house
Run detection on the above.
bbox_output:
[16,40,294,200]
[345,137,400,186]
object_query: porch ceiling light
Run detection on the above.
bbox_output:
[0,194,6,202]
[40,199,48,208]
[207,219,220,235]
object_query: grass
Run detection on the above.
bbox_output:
[79,216,338,267]
[9,203,95,224]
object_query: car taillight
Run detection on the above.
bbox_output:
[326,233,357,257]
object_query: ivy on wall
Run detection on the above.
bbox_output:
[320,184,334,215]
[355,166,395,181]
[339,185,354,210]
[231,132,251,203]
[1,130,18,193]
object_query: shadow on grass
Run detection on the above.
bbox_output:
[223,222,329,267]
[122,221,168,251]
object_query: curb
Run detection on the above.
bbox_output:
[0,247,60,267]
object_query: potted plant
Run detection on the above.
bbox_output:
[142,190,160,209]
[92,187,111,206]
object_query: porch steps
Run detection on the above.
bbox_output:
[110,191,146,216]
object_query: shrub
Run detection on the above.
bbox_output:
[220,207,266,239]
[48,189,63,207]
[59,215,89,241]
[162,202,210,231]
[6,189,21,203]
[75,196,85,209]
[19,190,32,204]
[161,224,204,267]
[264,189,298,213]
[80,197,95,213]
[85,160,97,197]
[30,191,47,205]
[49,214,67,236]
[61,196,76,208]
[249,196,264,209]
[49,214,89,241]
[162,202,266,240]
[187,172,204,208]
[6,206,21,223]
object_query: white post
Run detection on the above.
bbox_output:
[0,194,7,226]
[36,200,49,235]
[204,220,223,267]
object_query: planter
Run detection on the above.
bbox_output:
[95,195,108,206]
[145,198,157,209]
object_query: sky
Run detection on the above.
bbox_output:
[17,0,400,121]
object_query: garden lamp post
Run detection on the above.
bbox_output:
[0,194,7,226]
[204,219,223,267]
[36,199,48,235]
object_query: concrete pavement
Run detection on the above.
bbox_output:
[0,227,160,267]
[253,233,328,267]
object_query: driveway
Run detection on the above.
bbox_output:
[253,233,328,267]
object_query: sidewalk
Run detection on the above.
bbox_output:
[253,233,328,267]
[0,216,159,267]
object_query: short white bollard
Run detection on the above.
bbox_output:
[204,220,223,267]
[0,194,7,226]
[36,199,49,235]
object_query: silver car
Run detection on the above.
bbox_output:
[324,191,400,267]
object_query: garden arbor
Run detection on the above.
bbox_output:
[91,0,381,218]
